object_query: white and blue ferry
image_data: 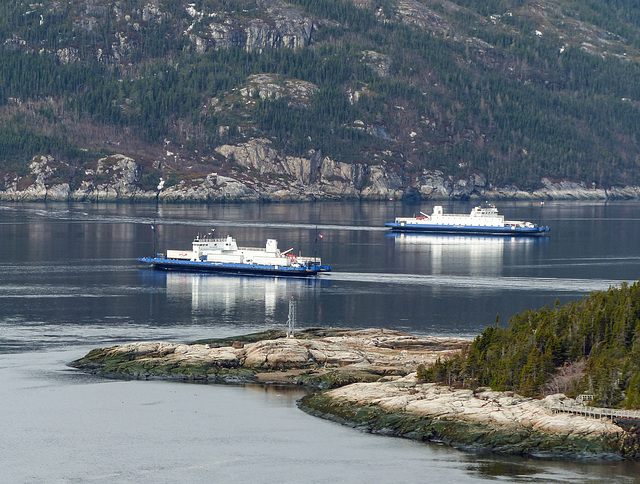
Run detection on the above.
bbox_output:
[386,204,550,236]
[139,230,330,277]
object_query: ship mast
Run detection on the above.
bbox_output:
[152,178,164,256]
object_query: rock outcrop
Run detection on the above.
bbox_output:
[69,328,466,386]
[300,377,629,459]
[239,74,319,105]
[185,0,318,53]
[5,145,640,202]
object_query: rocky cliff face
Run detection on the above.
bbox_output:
[3,142,640,202]
[186,0,318,53]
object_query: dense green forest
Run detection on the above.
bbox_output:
[1,0,640,191]
[419,281,640,409]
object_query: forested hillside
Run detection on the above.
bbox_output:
[420,281,640,409]
[1,0,640,199]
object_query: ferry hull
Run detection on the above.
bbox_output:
[138,257,330,277]
[385,222,550,236]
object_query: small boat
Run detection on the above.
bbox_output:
[385,204,550,236]
[139,230,330,277]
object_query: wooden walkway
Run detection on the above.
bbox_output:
[549,402,640,422]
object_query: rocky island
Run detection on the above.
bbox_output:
[70,328,640,460]
[70,328,463,387]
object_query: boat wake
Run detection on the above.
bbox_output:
[328,272,624,293]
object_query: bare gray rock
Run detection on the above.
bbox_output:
[186,0,317,52]
[4,143,640,202]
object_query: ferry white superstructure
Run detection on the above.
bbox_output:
[386,204,550,236]
[139,230,330,276]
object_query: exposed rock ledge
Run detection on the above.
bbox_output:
[69,328,465,387]
[70,328,640,460]
[299,378,635,460]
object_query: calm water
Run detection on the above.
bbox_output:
[1,200,640,482]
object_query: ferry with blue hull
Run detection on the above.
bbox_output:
[386,204,550,236]
[139,231,330,277]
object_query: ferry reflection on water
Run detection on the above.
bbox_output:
[141,269,327,317]
[386,233,540,275]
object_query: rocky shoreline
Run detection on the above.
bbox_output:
[69,328,640,460]
[299,378,632,460]
[4,153,640,202]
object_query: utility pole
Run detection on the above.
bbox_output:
[286,296,296,338]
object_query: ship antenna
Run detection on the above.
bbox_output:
[286,296,296,338]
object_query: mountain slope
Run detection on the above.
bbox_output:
[1,0,640,201]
